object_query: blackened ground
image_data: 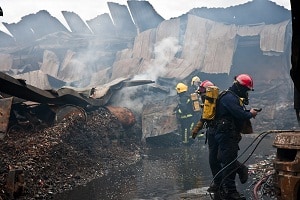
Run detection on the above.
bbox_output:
[0,107,143,200]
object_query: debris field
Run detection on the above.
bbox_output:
[0,107,142,200]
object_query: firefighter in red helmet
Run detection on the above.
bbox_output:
[206,74,259,200]
[197,80,215,103]
[235,74,254,90]
[190,80,216,139]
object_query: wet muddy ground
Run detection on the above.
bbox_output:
[53,133,279,200]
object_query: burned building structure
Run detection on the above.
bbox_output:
[0,0,297,142]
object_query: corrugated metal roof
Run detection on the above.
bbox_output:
[111,15,290,79]
[13,70,64,90]
[260,20,289,53]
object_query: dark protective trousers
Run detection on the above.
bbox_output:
[207,127,240,191]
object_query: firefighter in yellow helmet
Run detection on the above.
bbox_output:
[190,76,201,93]
[190,76,203,110]
[175,82,199,145]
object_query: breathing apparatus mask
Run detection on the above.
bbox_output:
[234,82,250,105]
[240,92,249,105]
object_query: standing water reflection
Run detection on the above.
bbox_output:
[54,134,277,200]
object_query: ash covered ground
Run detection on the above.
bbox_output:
[0,107,143,200]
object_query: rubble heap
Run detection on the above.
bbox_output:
[0,107,142,200]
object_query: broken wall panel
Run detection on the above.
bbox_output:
[3,10,70,44]
[142,97,178,140]
[34,31,74,49]
[155,18,180,43]
[184,16,237,74]
[40,50,60,78]
[107,2,137,38]
[135,59,152,75]
[62,11,93,35]
[0,31,16,47]
[164,59,194,79]
[181,15,211,71]
[26,10,70,39]
[0,53,13,71]
[86,13,116,37]
[88,67,111,87]
[3,22,35,44]
[113,15,291,81]
[127,1,164,33]
[201,22,237,74]
[260,20,290,53]
[236,24,264,36]
[132,29,155,60]
[110,58,141,80]
[13,70,65,90]
[58,50,89,83]
[115,49,133,61]
[188,0,291,25]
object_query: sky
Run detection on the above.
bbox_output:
[0,0,291,34]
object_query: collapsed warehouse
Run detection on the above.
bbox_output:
[0,0,297,140]
[0,0,299,199]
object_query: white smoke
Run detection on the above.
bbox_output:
[112,37,181,112]
[133,37,181,81]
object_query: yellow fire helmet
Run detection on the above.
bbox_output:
[191,76,201,86]
[176,83,188,93]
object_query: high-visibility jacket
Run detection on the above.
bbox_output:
[176,93,194,119]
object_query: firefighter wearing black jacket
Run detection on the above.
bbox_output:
[175,82,198,145]
[206,74,258,200]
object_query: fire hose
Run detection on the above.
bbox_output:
[208,129,295,200]
[253,171,274,200]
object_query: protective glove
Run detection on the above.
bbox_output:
[192,120,204,139]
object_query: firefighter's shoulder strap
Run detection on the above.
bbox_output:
[218,89,245,107]
[212,89,228,121]
[217,89,229,102]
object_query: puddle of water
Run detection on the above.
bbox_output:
[54,134,277,200]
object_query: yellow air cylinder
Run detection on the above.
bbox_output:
[202,86,219,120]
[190,93,201,112]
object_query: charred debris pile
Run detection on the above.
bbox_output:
[0,107,142,200]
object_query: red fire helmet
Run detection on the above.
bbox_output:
[235,74,254,91]
[198,80,214,93]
